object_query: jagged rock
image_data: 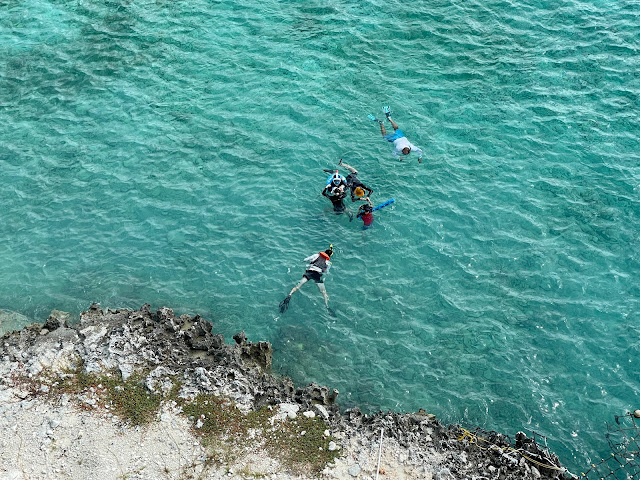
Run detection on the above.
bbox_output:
[0,303,568,480]
[345,408,364,426]
[44,310,71,331]
[295,382,338,407]
[239,340,272,370]
[233,331,247,345]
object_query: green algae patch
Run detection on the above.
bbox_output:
[42,362,163,427]
[181,394,242,441]
[104,372,163,426]
[16,364,340,475]
[179,395,339,474]
[260,410,340,473]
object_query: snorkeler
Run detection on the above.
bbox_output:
[369,106,423,163]
[337,159,374,202]
[356,197,395,230]
[322,171,349,212]
[279,245,335,315]
[356,197,375,229]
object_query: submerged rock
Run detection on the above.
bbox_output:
[0,309,31,334]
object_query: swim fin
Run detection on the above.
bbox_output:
[382,105,392,118]
[279,295,291,313]
[367,114,382,125]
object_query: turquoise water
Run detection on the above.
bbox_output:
[1,0,639,472]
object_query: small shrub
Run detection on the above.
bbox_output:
[48,362,162,426]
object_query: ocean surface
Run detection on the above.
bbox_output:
[1,0,639,473]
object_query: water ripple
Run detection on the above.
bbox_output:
[1,0,640,472]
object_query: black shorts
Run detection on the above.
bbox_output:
[331,198,345,211]
[303,270,324,283]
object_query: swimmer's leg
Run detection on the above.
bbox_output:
[280,277,308,313]
[317,282,329,308]
[289,277,308,296]
[318,283,337,317]
[339,161,357,174]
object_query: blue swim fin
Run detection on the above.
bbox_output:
[382,106,392,118]
[368,114,382,125]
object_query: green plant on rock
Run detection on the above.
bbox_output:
[48,361,162,426]
[180,394,339,474]
[259,412,340,473]
[106,371,162,426]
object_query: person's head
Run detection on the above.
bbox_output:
[330,170,342,185]
[325,245,333,257]
[354,187,365,198]
[401,146,411,155]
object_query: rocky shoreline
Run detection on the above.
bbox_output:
[0,304,569,480]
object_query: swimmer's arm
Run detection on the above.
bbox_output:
[413,146,423,162]
[322,186,330,197]
[351,192,366,202]
[304,254,319,263]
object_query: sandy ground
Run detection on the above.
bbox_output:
[0,386,444,480]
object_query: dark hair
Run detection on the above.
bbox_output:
[324,248,333,256]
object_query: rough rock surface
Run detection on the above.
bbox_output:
[0,304,569,480]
